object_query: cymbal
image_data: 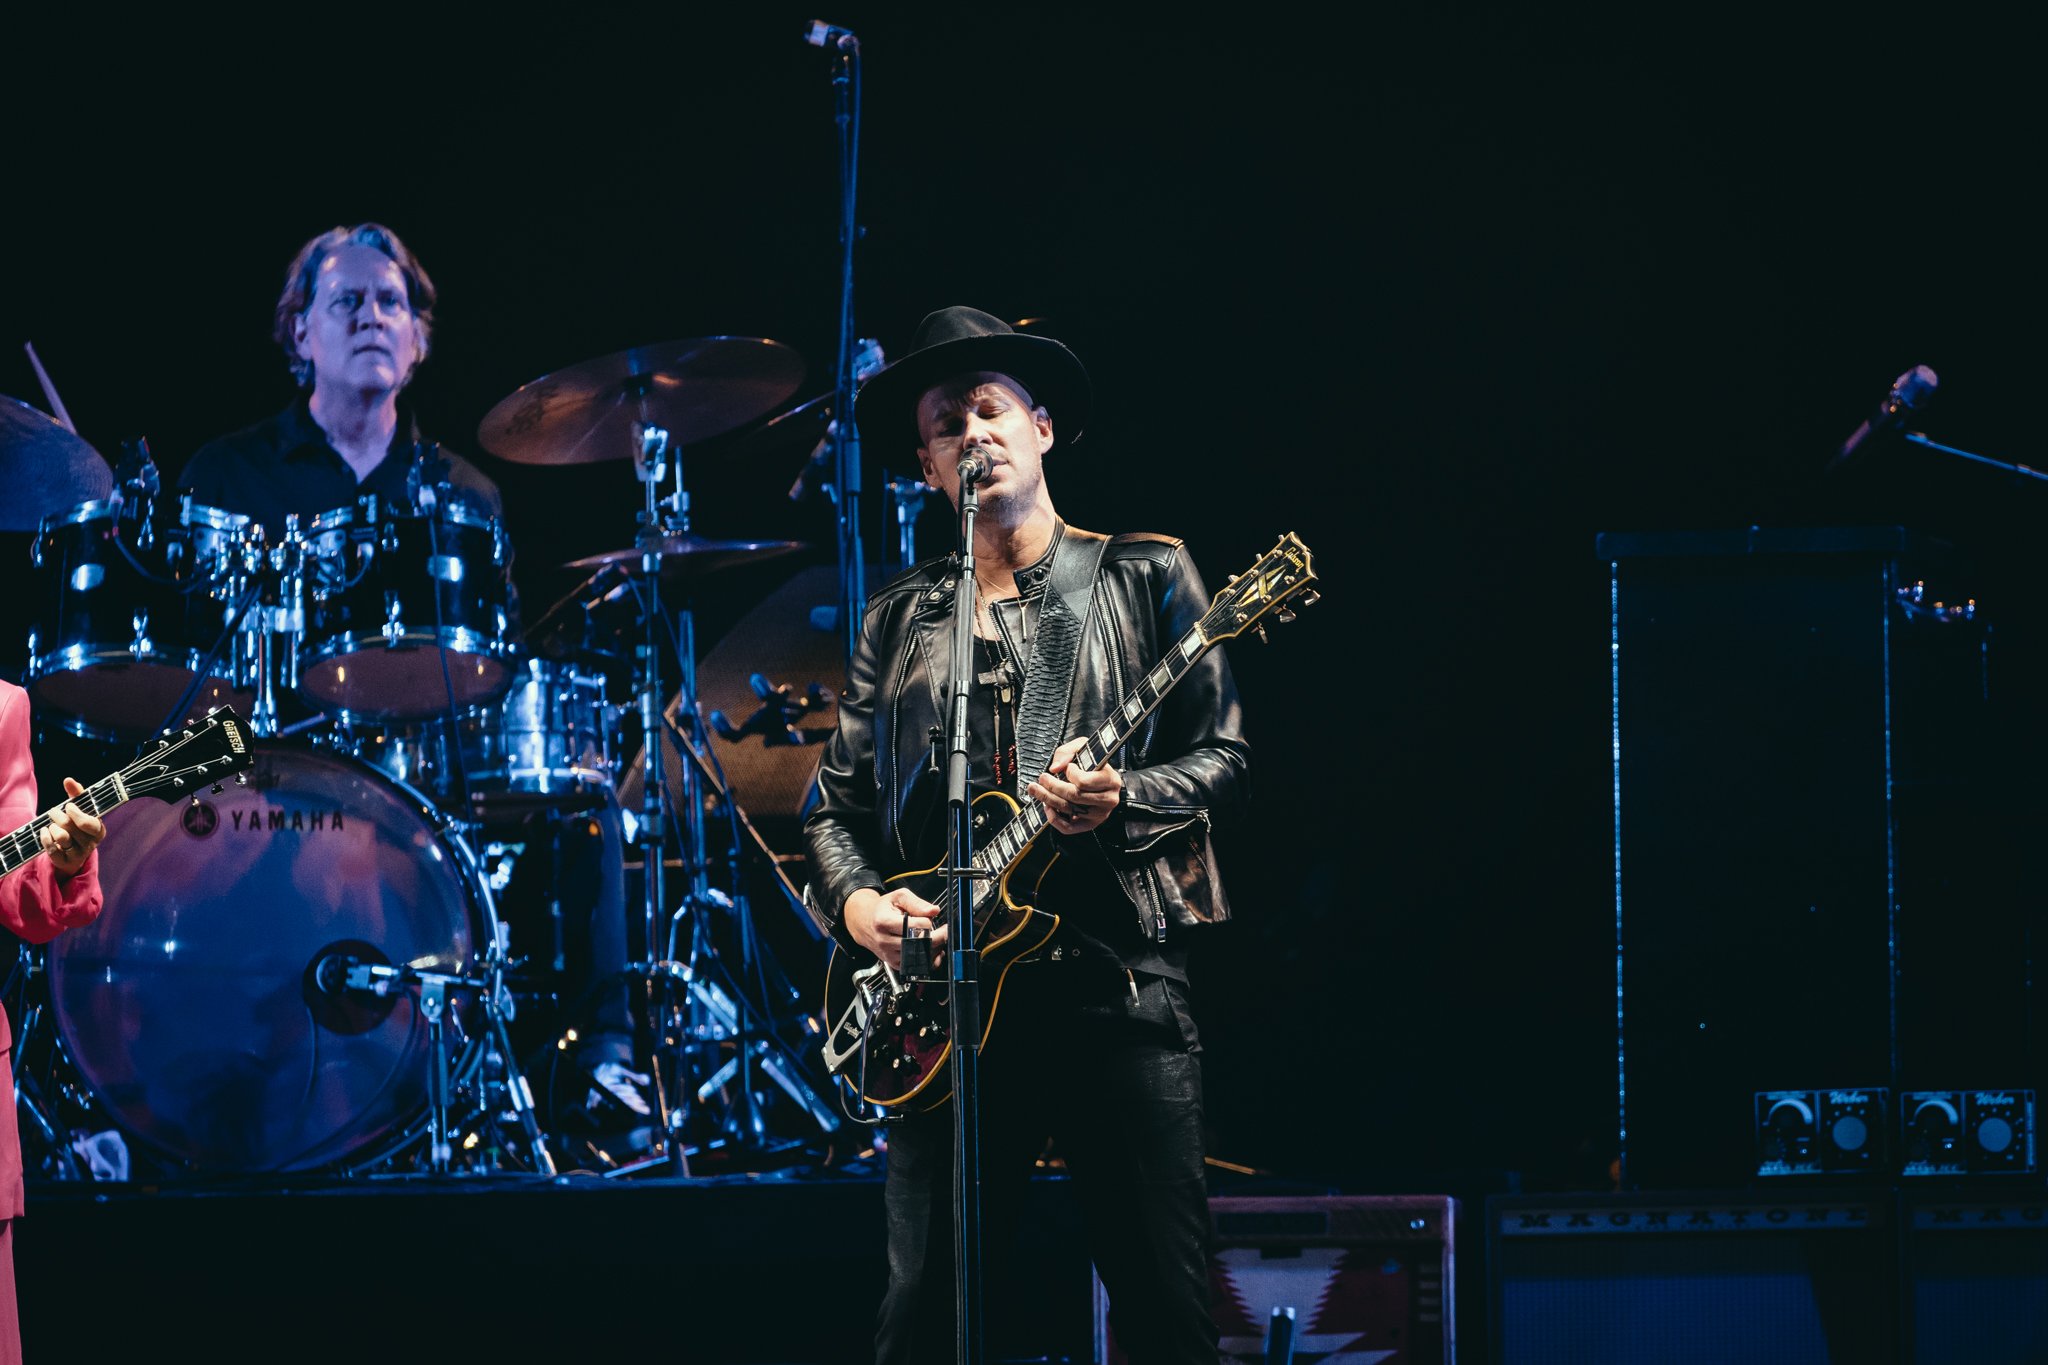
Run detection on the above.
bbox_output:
[566,533,806,581]
[478,337,806,466]
[1,394,113,531]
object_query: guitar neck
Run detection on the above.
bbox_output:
[0,775,128,880]
[967,621,1213,914]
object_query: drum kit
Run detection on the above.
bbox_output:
[2,335,870,1182]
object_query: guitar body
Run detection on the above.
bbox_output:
[821,789,1062,1111]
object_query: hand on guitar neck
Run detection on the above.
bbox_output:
[1024,737,1123,837]
[39,777,105,879]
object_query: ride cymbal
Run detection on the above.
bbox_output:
[478,338,806,466]
[1,394,113,530]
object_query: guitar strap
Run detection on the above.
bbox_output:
[1014,523,1110,787]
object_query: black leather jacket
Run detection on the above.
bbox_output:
[804,522,1250,950]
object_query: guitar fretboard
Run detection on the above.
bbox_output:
[0,778,123,879]
[964,625,1212,925]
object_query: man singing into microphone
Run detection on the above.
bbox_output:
[805,306,1250,1362]
[0,679,108,1361]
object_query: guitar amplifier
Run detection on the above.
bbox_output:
[1093,1194,1456,1364]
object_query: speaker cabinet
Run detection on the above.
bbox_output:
[1489,1190,1894,1364]
[1603,527,2022,1191]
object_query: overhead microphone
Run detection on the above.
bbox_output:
[1829,364,1939,472]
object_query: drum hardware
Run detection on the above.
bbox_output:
[473,333,833,1170]
[585,955,840,1178]
[329,952,556,1177]
[708,674,834,746]
[884,474,935,575]
[540,437,827,1162]
[620,693,841,1167]
[144,499,322,742]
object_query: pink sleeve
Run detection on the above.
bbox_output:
[0,683,103,945]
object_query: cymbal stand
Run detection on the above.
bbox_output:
[885,474,934,576]
[622,415,698,1174]
[605,419,832,1174]
[655,704,841,1137]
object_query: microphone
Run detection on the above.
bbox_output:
[803,19,857,50]
[1829,365,1939,472]
[313,950,361,995]
[958,447,991,484]
[116,437,160,498]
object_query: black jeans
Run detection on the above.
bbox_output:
[875,963,1217,1365]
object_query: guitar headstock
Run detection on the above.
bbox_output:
[1200,532,1320,644]
[125,706,256,802]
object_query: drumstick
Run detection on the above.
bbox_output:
[23,341,79,434]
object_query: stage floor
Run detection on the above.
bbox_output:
[15,1169,1096,1364]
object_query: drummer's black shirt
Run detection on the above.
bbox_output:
[176,398,504,534]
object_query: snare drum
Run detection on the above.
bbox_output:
[25,496,255,737]
[299,498,516,721]
[352,658,618,817]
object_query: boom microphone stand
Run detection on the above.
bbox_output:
[804,17,869,664]
[1900,431,2048,485]
[941,449,993,1365]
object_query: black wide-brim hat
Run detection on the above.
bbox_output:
[855,305,1091,456]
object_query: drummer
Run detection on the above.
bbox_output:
[177,222,501,526]
[178,223,647,1123]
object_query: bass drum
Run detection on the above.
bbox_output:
[47,743,492,1173]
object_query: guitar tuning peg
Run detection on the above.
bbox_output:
[235,774,249,786]
[1300,590,1321,608]
[1276,606,1297,624]
[1254,622,1269,644]
[209,784,225,795]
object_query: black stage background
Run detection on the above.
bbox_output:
[3,9,2042,1204]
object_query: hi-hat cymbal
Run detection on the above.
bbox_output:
[478,337,806,466]
[566,533,806,581]
[1,394,113,531]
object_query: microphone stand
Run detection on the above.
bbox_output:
[824,26,868,665]
[1901,431,2048,484]
[942,456,989,1365]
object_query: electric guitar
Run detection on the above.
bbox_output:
[820,532,1320,1110]
[0,707,255,879]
